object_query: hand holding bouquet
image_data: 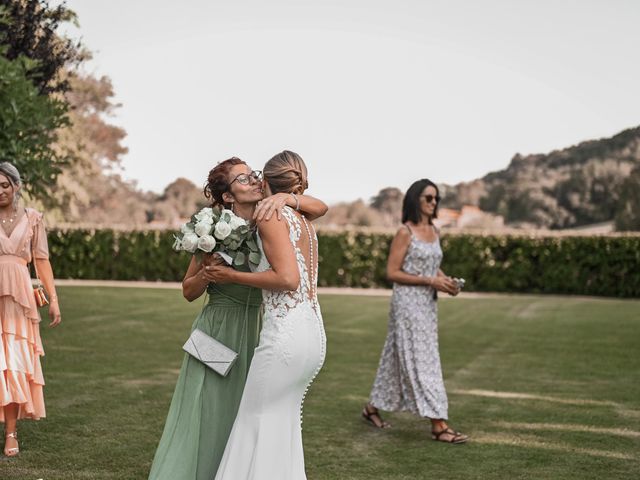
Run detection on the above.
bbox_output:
[173,206,261,268]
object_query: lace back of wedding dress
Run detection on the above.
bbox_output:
[214,206,326,480]
[258,206,319,316]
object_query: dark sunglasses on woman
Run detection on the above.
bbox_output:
[422,194,440,204]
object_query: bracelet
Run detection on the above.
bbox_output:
[290,193,300,211]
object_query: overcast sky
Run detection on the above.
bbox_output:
[63,0,640,203]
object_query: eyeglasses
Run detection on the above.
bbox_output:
[229,170,263,187]
[422,194,440,204]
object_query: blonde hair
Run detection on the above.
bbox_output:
[263,150,309,195]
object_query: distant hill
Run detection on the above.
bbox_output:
[52,120,640,231]
[441,126,640,229]
[315,187,403,228]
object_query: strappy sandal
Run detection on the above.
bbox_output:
[361,405,391,429]
[4,431,19,457]
[431,427,468,444]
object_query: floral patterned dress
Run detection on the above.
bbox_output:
[369,225,448,419]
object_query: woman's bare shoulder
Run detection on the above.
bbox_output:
[256,212,288,233]
[394,224,412,239]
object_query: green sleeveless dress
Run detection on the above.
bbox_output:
[148,281,263,480]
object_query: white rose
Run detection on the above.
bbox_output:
[197,235,217,252]
[194,207,214,223]
[194,221,213,237]
[181,223,194,234]
[198,217,214,227]
[214,221,232,240]
[229,214,246,230]
[181,233,199,253]
[221,208,234,218]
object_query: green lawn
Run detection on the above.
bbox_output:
[2,288,639,479]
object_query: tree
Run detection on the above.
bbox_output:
[614,165,640,231]
[52,72,206,227]
[0,46,68,200]
[0,0,80,202]
[0,0,81,94]
[52,73,144,224]
[370,187,403,214]
[149,178,207,223]
[369,187,403,226]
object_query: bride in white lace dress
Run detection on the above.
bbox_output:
[209,151,326,480]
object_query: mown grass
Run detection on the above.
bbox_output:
[2,288,639,479]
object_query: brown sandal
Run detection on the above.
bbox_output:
[361,405,391,429]
[431,427,468,444]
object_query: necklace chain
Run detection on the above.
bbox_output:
[0,209,18,225]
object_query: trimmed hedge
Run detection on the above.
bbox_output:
[47,229,640,298]
[440,234,639,298]
[48,229,190,282]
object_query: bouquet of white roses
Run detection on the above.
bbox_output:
[173,206,261,268]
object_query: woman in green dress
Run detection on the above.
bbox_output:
[148,158,327,480]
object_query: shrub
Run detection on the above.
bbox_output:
[47,228,640,298]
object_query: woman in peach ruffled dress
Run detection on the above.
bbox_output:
[0,162,61,457]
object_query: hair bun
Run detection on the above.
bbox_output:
[264,151,309,196]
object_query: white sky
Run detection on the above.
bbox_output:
[63,0,640,203]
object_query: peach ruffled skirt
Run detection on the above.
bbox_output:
[0,260,46,421]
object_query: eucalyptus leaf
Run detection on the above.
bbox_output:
[246,239,258,251]
[249,252,261,265]
[234,251,246,265]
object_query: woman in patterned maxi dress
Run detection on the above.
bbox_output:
[364,178,468,444]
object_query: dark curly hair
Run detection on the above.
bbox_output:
[203,157,246,207]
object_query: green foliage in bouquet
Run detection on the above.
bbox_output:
[173,206,260,268]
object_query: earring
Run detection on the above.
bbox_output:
[230,201,235,213]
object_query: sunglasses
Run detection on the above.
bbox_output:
[229,170,263,187]
[422,194,441,204]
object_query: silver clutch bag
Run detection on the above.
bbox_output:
[182,328,238,377]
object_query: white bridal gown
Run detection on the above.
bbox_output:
[214,206,326,480]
